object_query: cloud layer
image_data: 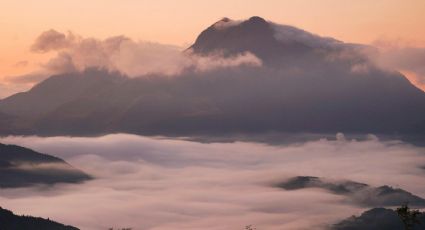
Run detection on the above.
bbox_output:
[0,134,424,230]
[0,29,261,99]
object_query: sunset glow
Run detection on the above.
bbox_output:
[2,0,425,96]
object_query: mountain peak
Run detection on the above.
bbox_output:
[210,16,270,32]
[190,16,349,62]
[189,16,276,58]
[242,16,270,32]
[190,16,323,62]
[247,16,267,25]
[218,17,231,23]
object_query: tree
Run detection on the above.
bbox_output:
[396,204,421,230]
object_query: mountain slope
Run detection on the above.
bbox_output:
[0,69,124,120]
[0,16,424,137]
[0,207,79,230]
[333,208,425,230]
[0,143,91,188]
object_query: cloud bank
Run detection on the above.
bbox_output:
[0,134,424,230]
[29,30,262,78]
[0,29,261,99]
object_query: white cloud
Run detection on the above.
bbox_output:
[1,30,261,98]
[0,134,424,230]
[27,30,262,78]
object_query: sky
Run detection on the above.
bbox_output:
[1,0,425,96]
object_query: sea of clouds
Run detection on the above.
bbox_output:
[0,134,424,230]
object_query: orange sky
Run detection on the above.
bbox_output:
[1,0,425,90]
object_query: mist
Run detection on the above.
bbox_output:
[0,134,424,230]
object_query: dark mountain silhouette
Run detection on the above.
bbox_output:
[277,176,425,207]
[190,16,342,64]
[0,143,91,188]
[0,16,424,137]
[0,206,79,230]
[333,208,425,230]
[0,69,125,131]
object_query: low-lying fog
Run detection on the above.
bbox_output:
[0,134,424,230]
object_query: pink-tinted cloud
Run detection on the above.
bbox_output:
[28,30,262,78]
[0,134,424,230]
[370,39,425,91]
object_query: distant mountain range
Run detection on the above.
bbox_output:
[0,16,424,137]
[278,176,425,207]
[0,206,79,230]
[0,143,91,188]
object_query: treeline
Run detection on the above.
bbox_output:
[0,207,78,230]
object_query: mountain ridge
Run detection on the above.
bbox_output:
[0,142,91,188]
[0,16,424,138]
[0,206,79,230]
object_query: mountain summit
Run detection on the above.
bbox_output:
[190,16,342,62]
[190,16,279,58]
[0,17,424,138]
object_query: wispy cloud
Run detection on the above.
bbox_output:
[28,30,262,77]
[370,39,425,91]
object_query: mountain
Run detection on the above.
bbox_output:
[0,69,125,134]
[333,208,425,230]
[277,176,425,207]
[0,16,424,137]
[0,143,91,188]
[190,16,342,63]
[0,206,79,230]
